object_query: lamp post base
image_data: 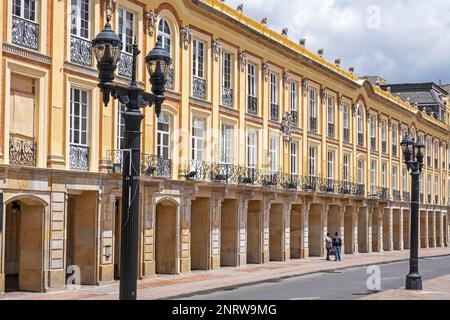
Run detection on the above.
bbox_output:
[405,273,423,290]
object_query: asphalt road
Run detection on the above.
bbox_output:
[177,255,450,300]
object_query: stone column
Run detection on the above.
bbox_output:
[301,202,310,259]
[322,203,330,257]
[376,208,384,252]
[281,203,292,262]
[367,204,374,253]
[437,211,444,247]
[429,210,436,248]
[179,187,196,274]
[209,192,224,270]
[384,207,394,251]
[0,194,4,294]
[237,193,251,266]
[262,194,275,263]
[352,206,359,254]
[97,191,116,284]
[420,210,429,248]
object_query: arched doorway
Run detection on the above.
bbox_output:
[4,197,46,292]
[155,199,178,275]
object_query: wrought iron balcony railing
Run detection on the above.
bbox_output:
[291,110,298,127]
[12,15,39,50]
[435,195,439,205]
[70,35,92,66]
[392,145,398,157]
[427,194,432,203]
[248,96,257,114]
[118,52,133,78]
[327,123,335,138]
[358,133,364,147]
[165,68,174,91]
[270,103,279,121]
[222,87,233,108]
[9,135,37,167]
[382,141,387,154]
[369,186,388,200]
[309,117,317,133]
[183,160,366,197]
[69,145,89,171]
[343,128,350,143]
[193,76,206,100]
[107,150,172,179]
[370,137,376,150]
[403,191,411,202]
[393,190,401,201]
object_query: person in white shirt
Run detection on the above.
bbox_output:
[325,233,333,261]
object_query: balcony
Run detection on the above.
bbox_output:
[222,87,233,108]
[309,117,317,133]
[403,191,411,202]
[327,123,335,138]
[392,145,398,157]
[183,161,365,197]
[165,68,174,91]
[370,137,376,150]
[192,76,206,100]
[270,103,279,121]
[369,187,388,200]
[393,190,401,201]
[69,145,89,171]
[118,52,133,78]
[382,141,387,154]
[291,110,298,127]
[9,134,36,167]
[12,15,39,50]
[358,133,364,147]
[107,150,172,179]
[248,96,257,114]
[70,35,92,67]
[343,128,350,143]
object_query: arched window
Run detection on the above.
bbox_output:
[157,113,170,160]
[158,19,172,57]
[357,107,363,133]
[357,159,364,185]
[158,19,174,90]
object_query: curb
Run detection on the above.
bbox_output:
[158,253,450,300]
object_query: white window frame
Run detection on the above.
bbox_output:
[327,96,334,126]
[158,18,172,57]
[13,0,38,22]
[309,146,316,177]
[221,123,233,164]
[118,7,136,54]
[247,63,256,98]
[371,160,376,192]
[222,51,232,90]
[116,102,125,149]
[191,117,204,162]
[343,104,349,130]
[327,150,334,180]
[309,89,316,118]
[157,113,170,160]
[69,87,89,147]
[192,39,205,79]
[70,0,90,39]
[402,167,408,192]
[269,136,278,174]
[247,130,256,169]
[270,73,278,105]
[392,166,398,190]
[290,142,298,176]
[290,81,297,112]
[381,163,387,188]
[343,154,350,182]
[357,159,364,185]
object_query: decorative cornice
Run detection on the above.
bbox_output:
[283,71,291,88]
[262,62,271,81]
[212,38,222,62]
[181,26,192,50]
[239,50,247,72]
[2,42,51,65]
[145,10,158,37]
[63,61,98,78]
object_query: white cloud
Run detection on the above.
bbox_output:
[223,0,450,83]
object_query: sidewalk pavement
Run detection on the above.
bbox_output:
[2,247,449,300]
[362,273,450,300]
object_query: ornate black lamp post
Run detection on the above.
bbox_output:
[92,13,171,300]
[401,135,425,290]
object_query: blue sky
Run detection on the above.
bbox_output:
[224,0,450,84]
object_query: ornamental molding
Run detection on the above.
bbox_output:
[145,10,158,37]
[283,71,291,88]
[262,62,271,81]
[239,51,247,72]
[181,26,192,50]
[320,87,328,103]
[302,78,309,97]
[352,103,359,117]
[212,39,222,62]
[281,112,294,141]
[63,61,98,78]
[2,42,51,65]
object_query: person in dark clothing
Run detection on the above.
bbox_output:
[332,232,342,261]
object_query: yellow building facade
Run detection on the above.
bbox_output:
[0,0,449,293]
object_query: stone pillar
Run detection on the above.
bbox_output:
[420,210,429,248]
[352,206,359,253]
[237,194,252,266]
[301,202,310,259]
[262,194,274,263]
[383,207,393,251]
[282,203,291,261]
[376,208,384,252]
[366,204,373,253]
[46,191,66,291]
[437,211,444,247]
[429,211,436,248]
[393,209,404,250]
[0,195,4,294]
[322,203,330,257]
[97,191,116,284]
[210,192,224,270]
[179,187,196,274]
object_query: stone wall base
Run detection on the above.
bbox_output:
[180,258,190,274]
[98,265,114,283]
[0,273,4,294]
[210,256,220,270]
[141,261,156,279]
[46,269,65,292]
